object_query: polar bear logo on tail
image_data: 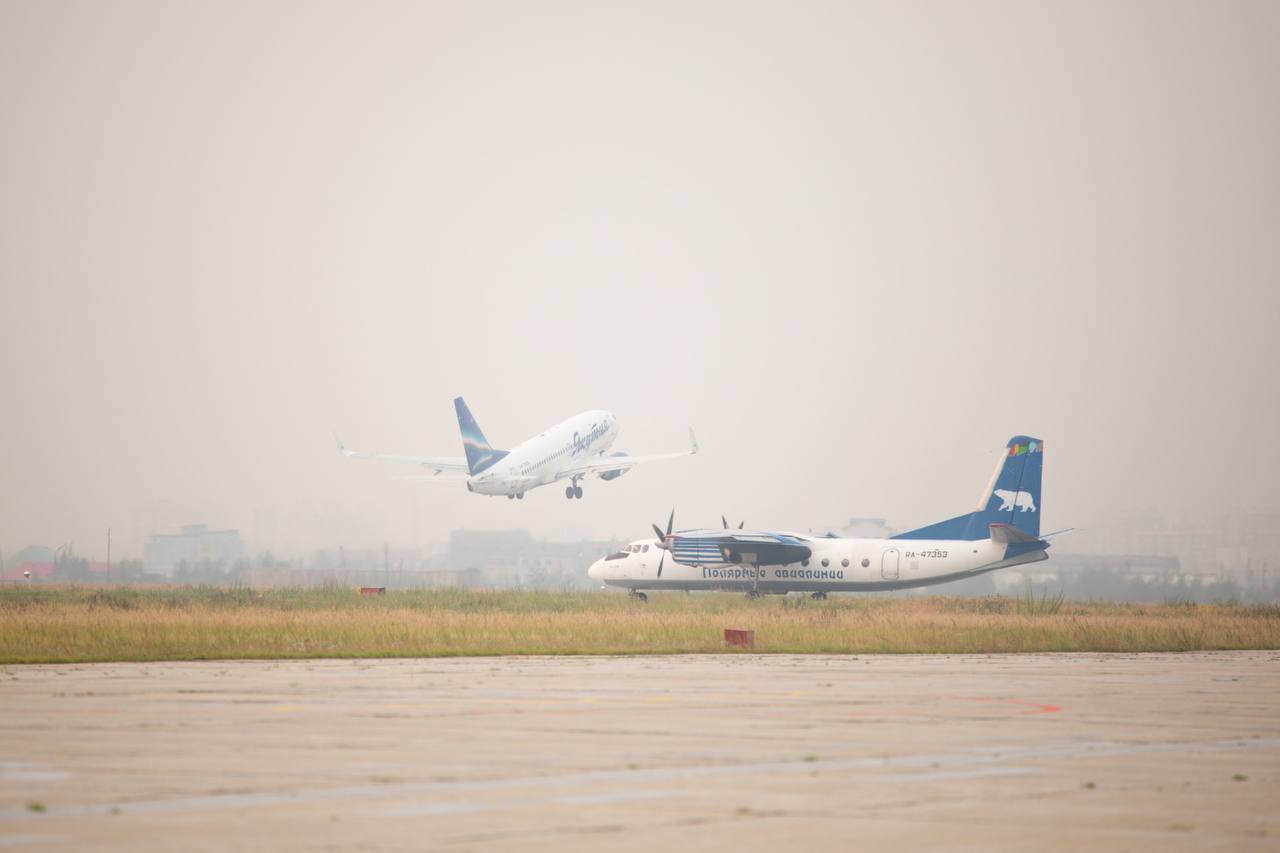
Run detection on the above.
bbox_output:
[993,489,1037,512]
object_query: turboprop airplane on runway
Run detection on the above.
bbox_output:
[588,436,1057,599]
[336,397,698,500]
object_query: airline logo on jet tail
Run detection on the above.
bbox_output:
[993,489,1037,512]
[1008,440,1043,456]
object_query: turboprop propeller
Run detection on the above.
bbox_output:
[651,509,674,577]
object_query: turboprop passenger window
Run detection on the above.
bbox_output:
[821,559,829,567]
[801,559,809,567]
[642,545,649,552]
[861,558,870,567]
[842,559,849,568]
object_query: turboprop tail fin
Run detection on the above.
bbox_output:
[893,436,1044,541]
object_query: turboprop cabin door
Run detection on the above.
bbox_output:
[881,549,900,580]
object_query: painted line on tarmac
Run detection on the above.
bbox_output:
[2,737,1276,822]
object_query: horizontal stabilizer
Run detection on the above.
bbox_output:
[989,523,1040,544]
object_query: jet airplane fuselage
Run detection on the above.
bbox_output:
[466,410,618,496]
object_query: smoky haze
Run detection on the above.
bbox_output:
[2,1,1278,562]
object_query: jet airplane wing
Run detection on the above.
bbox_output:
[334,433,469,475]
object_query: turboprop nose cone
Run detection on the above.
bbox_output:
[588,559,603,581]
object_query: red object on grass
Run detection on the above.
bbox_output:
[724,628,754,648]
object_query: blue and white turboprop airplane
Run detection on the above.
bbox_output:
[589,436,1059,600]
[337,397,698,500]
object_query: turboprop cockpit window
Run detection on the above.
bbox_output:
[605,551,628,561]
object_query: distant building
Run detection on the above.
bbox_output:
[1070,513,1280,587]
[840,517,896,538]
[144,524,245,574]
[2,561,54,582]
[448,529,620,588]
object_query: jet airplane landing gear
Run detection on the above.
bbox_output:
[564,479,584,499]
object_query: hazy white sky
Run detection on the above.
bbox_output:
[3,1,1278,560]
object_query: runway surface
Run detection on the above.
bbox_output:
[1,652,1278,851]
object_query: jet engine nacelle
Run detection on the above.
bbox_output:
[599,452,629,481]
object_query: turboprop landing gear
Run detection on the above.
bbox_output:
[630,590,648,603]
[516,492,524,500]
[564,479,584,499]
[811,591,828,600]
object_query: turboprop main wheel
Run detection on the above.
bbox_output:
[573,485,583,499]
[811,591,827,600]
[516,492,524,500]
[565,486,574,499]
[630,591,648,603]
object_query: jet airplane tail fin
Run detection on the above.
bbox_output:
[454,397,507,475]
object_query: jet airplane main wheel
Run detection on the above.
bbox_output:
[565,486,574,499]
[573,485,583,499]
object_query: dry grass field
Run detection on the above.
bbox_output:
[1,585,1277,663]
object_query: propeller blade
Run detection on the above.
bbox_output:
[657,551,665,578]
[739,520,745,529]
[652,523,665,540]
[722,514,729,529]
[666,509,675,537]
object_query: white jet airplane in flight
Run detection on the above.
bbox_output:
[337,397,698,500]
[590,435,1059,599]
